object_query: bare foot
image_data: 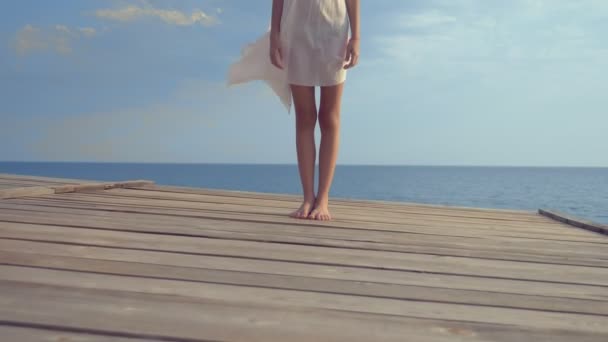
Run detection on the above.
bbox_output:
[309,198,331,221]
[290,198,315,219]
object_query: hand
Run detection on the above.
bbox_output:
[344,37,360,69]
[269,31,284,69]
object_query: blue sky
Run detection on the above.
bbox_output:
[1,0,607,166]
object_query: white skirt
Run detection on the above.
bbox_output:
[228,0,350,112]
[280,0,350,86]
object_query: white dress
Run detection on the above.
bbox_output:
[228,0,350,112]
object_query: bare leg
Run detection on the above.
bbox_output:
[310,82,344,221]
[289,84,317,219]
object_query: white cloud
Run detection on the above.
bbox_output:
[95,5,219,26]
[79,27,97,37]
[14,24,97,56]
[375,0,608,75]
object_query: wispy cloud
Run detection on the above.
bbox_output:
[375,0,608,74]
[14,24,97,56]
[95,5,219,26]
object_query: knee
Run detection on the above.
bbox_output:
[296,112,317,130]
[319,112,340,132]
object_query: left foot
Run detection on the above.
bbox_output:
[309,198,331,221]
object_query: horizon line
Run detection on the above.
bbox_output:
[1,160,607,168]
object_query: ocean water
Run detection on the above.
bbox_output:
[1,162,607,224]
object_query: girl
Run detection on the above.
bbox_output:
[230,0,360,220]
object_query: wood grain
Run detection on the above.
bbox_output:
[0,173,606,341]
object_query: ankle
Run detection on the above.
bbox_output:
[303,194,316,203]
[315,194,329,205]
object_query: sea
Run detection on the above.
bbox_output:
[1,162,606,224]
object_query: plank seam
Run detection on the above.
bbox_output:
[3,263,607,316]
[1,219,605,268]
[7,201,605,245]
[0,321,213,342]
[1,237,606,288]
[90,191,545,223]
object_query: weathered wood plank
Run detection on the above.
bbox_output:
[47,191,554,228]
[8,280,601,342]
[2,240,605,301]
[104,188,547,222]
[1,222,607,286]
[3,197,572,239]
[51,180,154,194]
[36,191,580,233]
[540,209,608,236]
[0,180,154,200]
[0,204,594,246]
[0,209,605,266]
[129,183,538,215]
[0,186,56,200]
[2,251,606,315]
[6,196,606,244]
[2,266,608,334]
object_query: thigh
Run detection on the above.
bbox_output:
[290,84,317,119]
[319,82,345,119]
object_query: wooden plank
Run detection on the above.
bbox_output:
[0,181,51,188]
[0,186,55,200]
[2,251,606,315]
[0,180,154,200]
[1,222,607,286]
[3,196,568,238]
[1,201,589,251]
[2,265,608,334]
[0,191,585,231]
[130,183,538,215]
[6,197,607,244]
[35,191,581,232]
[3,205,606,262]
[540,209,608,236]
[53,191,554,228]
[51,180,154,194]
[1,239,605,301]
[0,325,154,342]
[0,208,605,266]
[0,203,581,243]
[7,281,600,342]
[103,188,547,222]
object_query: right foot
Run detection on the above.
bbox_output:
[290,198,315,219]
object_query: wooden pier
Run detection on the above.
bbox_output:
[0,173,606,341]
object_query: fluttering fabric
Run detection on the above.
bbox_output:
[228,0,350,113]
